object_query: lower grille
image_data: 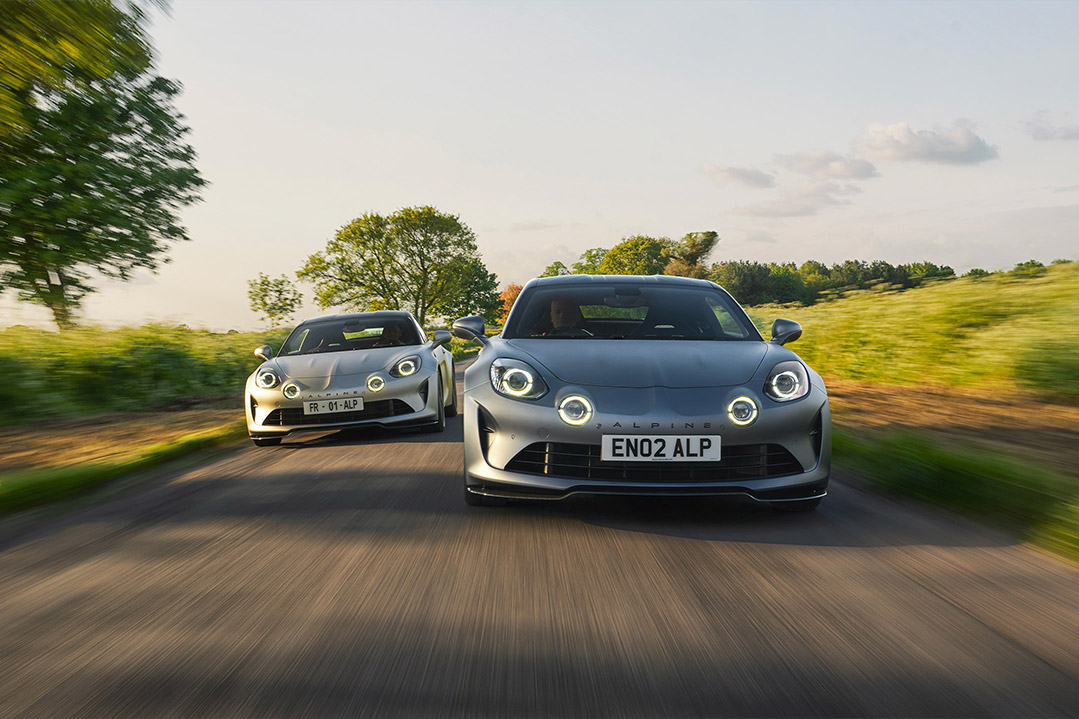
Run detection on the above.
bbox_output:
[263,399,413,426]
[505,442,804,482]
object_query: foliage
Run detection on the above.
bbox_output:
[709,258,956,306]
[0,69,205,328]
[964,268,990,278]
[597,235,671,275]
[663,231,719,278]
[744,261,1079,399]
[497,283,523,324]
[247,273,303,328]
[835,428,1078,560]
[431,256,500,324]
[571,248,608,274]
[0,324,289,425]
[1008,259,1047,278]
[539,260,570,278]
[298,206,495,325]
[0,0,158,136]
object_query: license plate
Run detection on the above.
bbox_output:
[601,434,721,462]
[303,397,364,415]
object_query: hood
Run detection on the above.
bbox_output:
[272,346,418,380]
[508,339,769,388]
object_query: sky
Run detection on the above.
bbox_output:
[3,0,1077,331]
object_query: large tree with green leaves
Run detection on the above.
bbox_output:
[0,0,159,137]
[597,235,671,275]
[298,206,498,326]
[664,231,718,278]
[0,68,205,328]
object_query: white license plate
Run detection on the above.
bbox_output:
[601,434,721,462]
[303,397,364,415]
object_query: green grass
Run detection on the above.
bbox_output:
[0,324,290,425]
[745,261,1079,399]
[0,421,247,515]
[834,428,1079,560]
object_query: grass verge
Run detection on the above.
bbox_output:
[834,428,1079,561]
[0,421,247,515]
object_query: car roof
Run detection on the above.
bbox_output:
[522,274,720,290]
[296,310,417,327]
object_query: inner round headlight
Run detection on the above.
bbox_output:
[501,368,534,396]
[367,375,385,392]
[256,369,280,389]
[558,395,594,426]
[282,382,301,399]
[727,396,758,426]
[770,371,800,398]
[395,358,417,377]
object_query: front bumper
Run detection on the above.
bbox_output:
[462,382,831,502]
[246,371,440,438]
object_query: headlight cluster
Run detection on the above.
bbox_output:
[727,396,759,426]
[282,382,301,399]
[390,356,420,377]
[367,375,386,392]
[765,361,809,402]
[256,368,280,389]
[490,358,548,399]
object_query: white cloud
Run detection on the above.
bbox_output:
[774,150,879,180]
[1024,114,1079,141]
[856,121,998,164]
[699,164,776,188]
[734,182,861,218]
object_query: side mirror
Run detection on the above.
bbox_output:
[452,315,489,345]
[431,329,452,349]
[770,319,802,345]
[254,345,274,361]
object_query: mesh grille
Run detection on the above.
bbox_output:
[505,442,803,482]
[263,399,413,426]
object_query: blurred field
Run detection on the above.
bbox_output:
[746,261,1079,400]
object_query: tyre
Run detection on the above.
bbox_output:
[771,498,823,512]
[445,363,459,418]
[251,436,282,447]
[422,377,447,433]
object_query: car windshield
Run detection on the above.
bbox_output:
[281,317,423,355]
[502,283,760,340]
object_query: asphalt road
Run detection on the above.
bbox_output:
[1,365,1078,718]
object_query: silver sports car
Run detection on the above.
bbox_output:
[246,311,456,446]
[452,275,830,510]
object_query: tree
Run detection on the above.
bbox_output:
[431,256,500,324]
[298,206,493,326]
[0,0,158,136]
[664,231,718,278]
[571,248,608,274]
[597,235,671,275]
[539,260,570,277]
[497,283,523,324]
[0,71,205,328]
[248,273,303,328]
[710,261,772,305]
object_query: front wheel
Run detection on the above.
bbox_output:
[251,436,282,447]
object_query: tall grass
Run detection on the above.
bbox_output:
[0,325,289,425]
[745,261,1079,400]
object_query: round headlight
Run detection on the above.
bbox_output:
[727,396,758,426]
[367,375,385,392]
[764,361,810,402]
[501,368,534,396]
[558,395,594,426]
[282,382,301,399]
[256,369,280,389]
[489,358,548,400]
[395,358,417,377]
